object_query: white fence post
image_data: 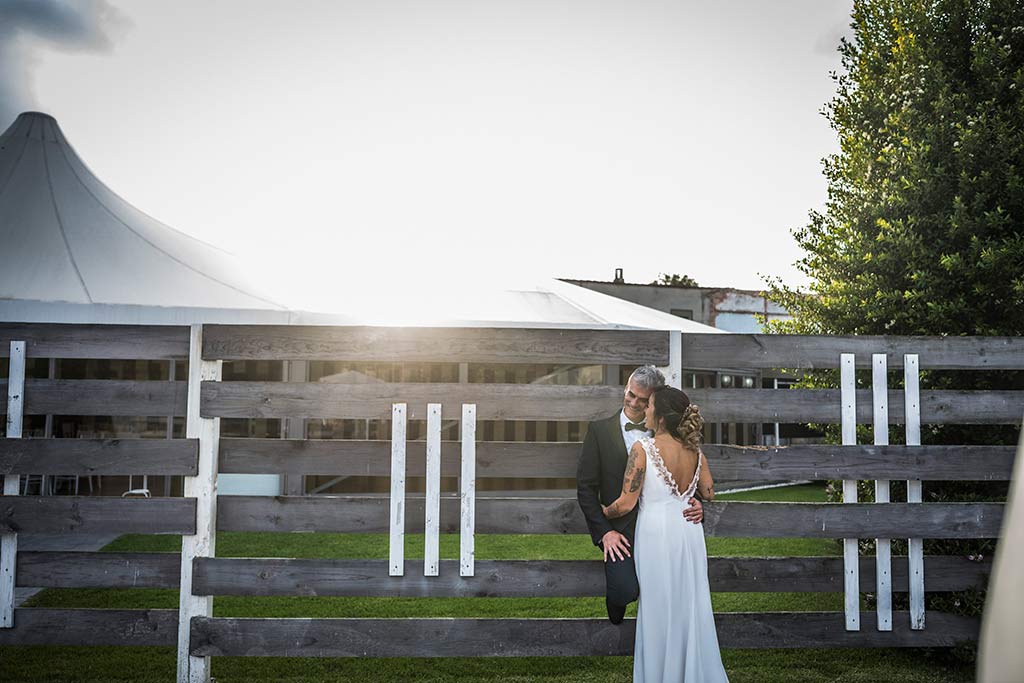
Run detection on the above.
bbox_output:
[424,403,441,577]
[840,353,860,631]
[460,404,476,577]
[389,403,407,576]
[657,330,683,390]
[872,353,892,631]
[177,325,222,683]
[1,341,26,628]
[904,354,925,629]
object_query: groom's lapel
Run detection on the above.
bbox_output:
[606,413,629,465]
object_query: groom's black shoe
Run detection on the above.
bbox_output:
[606,598,626,625]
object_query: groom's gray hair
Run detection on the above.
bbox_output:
[628,365,665,390]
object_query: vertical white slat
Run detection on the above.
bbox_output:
[840,353,860,631]
[872,353,892,631]
[282,361,309,496]
[389,403,407,576]
[773,378,781,446]
[1,341,26,628]
[424,403,442,577]
[164,359,177,498]
[42,357,56,496]
[176,325,222,683]
[656,330,683,390]
[460,404,477,577]
[904,354,925,630]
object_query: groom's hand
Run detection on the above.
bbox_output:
[683,497,703,524]
[601,530,631,562]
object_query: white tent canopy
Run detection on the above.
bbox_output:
[0,111,722,334]
[0,112,291,324]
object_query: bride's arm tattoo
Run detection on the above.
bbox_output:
[603,443,645,519]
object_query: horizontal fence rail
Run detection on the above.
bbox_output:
[0,379,188,416]
[188,556,991,597]
[0,609,979,650]
[201,325,670,364]
[0,609,178,646]
[201,382,624,421]
[0,324,189,360]
[684,388,1024,424]
[0,439,199,476]
[17,552,182,589]
[189,613,980,656]
[683,334,1024,370]
[214,497,1004,538]
[706,443,1017,482]
[0,497,196,534]
[217,439,1017,481]
[199,384,1024,424]
[10,553,991,595]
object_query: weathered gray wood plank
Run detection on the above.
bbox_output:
[706,555,991,593]
[219,438,581,478]
[217,495,584,534]
[700,501,1003,539]
[0,439,199,476]
[682,388,1024,424]
[202,325,669,365]
[218,439,1016,481]
[0,379,188,416]
[190,556,991,597]
[190,611,978,656]
[682,333,1024,370]
[200,383,1023,424]
[0,496,196,534]
[0,324,189,360]
[0,608,177,646]
[216,496,1003,538]
[17,552,181,588]
[11,552,991,595]
[201,382,624,421]
[706,443,1016,481]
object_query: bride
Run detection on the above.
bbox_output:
[602,385,729,682]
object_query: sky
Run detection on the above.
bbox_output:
[1,0,853,305]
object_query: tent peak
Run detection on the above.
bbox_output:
[2,112,64,142]
[16,111,56,120]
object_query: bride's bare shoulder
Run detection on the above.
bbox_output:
[654,435,696,456]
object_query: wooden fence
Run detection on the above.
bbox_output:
[0,323,1020,683]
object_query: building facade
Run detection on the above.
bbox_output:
[560,269,792,332]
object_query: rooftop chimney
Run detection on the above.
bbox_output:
[613,268,624,284]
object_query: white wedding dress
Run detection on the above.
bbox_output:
[633,436,729,682]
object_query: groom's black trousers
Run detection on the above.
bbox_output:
[600,521,640,608]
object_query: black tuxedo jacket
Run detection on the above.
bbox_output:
[576,411,641,546]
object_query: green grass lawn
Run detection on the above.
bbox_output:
[0,483,975,682]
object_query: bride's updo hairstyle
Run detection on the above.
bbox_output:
[652,386,704,452]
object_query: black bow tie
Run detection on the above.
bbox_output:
[625,422,649,432]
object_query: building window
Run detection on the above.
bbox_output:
[670,308,694,320]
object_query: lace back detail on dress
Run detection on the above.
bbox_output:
[642,437,701,500]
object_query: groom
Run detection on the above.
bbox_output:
[577,365,704,624]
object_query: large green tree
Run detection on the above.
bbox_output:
[764,0,1024,645]
[767,0,1024,337]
